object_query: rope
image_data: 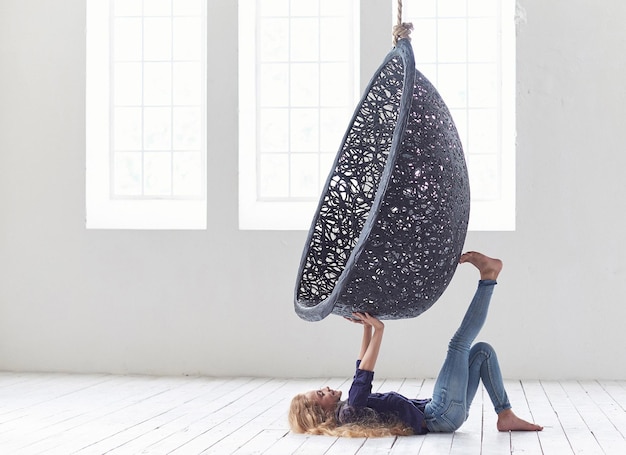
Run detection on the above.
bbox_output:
[392,0,413,45]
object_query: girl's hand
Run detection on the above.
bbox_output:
[349,312,384,330]
[344,312,368,325]
[344,315,365,325]
[344,313,368,325]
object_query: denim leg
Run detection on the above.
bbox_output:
[424,280,497,432]
[466,342,511,415]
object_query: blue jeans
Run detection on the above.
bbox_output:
[424,280,511,432]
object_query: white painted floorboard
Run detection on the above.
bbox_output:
[0,372,624,454]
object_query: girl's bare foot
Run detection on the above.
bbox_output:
[459,251,503,281]
[497,409,543,432]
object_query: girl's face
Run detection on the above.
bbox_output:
[305,386,342,412]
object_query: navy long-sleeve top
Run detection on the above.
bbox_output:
[336,361,431,435]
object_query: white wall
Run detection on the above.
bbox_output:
[1,0,625,380]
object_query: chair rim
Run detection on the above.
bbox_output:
[294,39,416,322]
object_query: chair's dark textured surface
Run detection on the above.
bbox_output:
[294,39,470,321]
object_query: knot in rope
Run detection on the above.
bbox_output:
[392,22,414,45]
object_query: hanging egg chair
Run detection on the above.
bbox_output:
[294,35,470,322]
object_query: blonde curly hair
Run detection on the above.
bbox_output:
[288,393,414,438]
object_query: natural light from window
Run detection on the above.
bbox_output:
[239,0,515,231]
[238,0,360,230]
[402,0,516,230]
[86,0,207,229]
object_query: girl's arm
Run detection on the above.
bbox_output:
[358,324,372,360]
[345,312,372,360]
[351,312,384,372]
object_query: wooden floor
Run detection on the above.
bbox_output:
[0,372,625,454]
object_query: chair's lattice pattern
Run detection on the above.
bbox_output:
[295,40,469,321]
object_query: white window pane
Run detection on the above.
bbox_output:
[468,19,497,62]
[239,0,359,228]
[114,107,142,150]
[113,152,142,195]
[438,19,467,62]
[468,109,498,154]
[438,0,466,17]
[290,109,319,152]
[290,63,319,107]
[468,63,497,107]
[467,154,499,200]
[437,64,467,108]
[259,154,289,198]
[259,108,289,152]
[143,62,172,105]
[143,0,171,16]
[290,0,319,16]
[173,18,202,61]
[144,18,172,61]
[259,0,289,17]
[320,63,350,107]
[290,19,319,61]
[173,62,201,105]
[320,108,350,152]
[87,0,206,229]
[173,151,203,196]
[144,152,172,195]
[412,19,437,62]
[113,0,141,16]
[144,107,172,150]
[114,18,142,61]
[259,64,289,107]
[291,154,319,198]
[173,0,202,16]
[468,0,498,17]
[173,107,201,150]
[114,62,142,105]
[260,18,289,61]
[320,18,351,61]
[405,0,437,17]
[320,0,352,16]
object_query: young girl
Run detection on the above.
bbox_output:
[289,252,543,437]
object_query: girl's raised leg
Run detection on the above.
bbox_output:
[424,252,502,432]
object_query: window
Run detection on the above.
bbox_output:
[402,0,516,230]
[238,0,360,230]
[239,0,515,231]
[86,0,207,229]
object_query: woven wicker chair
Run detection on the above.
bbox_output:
[294,39,470,321]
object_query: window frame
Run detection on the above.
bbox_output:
[238,0,516,231]
[86,0,208,230]
[401,0,516,231]
[238,0,361,230]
